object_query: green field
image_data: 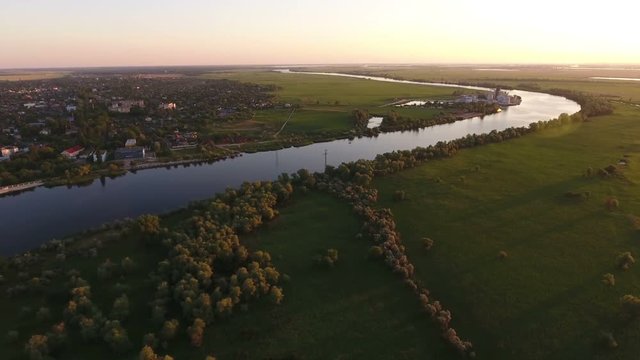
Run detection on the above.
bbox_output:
[303,65,640,103]
[170,192,450,359]
[0,71,68,81]
[204,71,456,136]
[374,103,640,359]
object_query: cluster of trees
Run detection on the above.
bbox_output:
[0,145,78,185]
[313,249,339,268]
[352,109,370,129]
[140,179,293,355]
[286,167,475,356]
[23,322,67,360]
[546,89,613,117]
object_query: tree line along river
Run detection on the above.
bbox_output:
[0,71,580,255]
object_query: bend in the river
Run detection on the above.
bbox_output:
[0,71,580,255]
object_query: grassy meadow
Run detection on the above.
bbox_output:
[374,103,640,359]
[203,71,456,136]
[171,192,450,359]
[0,71,69,81]
[303,65,640,102]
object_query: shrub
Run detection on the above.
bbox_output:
[602,273,615,287]
[604,197,619,211]
[121,257,135,274]
[422,238,434,251]
[598,331,618,349]
[113,282,130,294]
[6,330,19,343]
[369,245,384,258]
[36,307,51,322]
[314,249,339,268]
[498,251,508,260]
[392,190,406,201]
[617,252,635,270]
[620,294,640,319]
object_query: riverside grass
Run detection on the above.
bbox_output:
[375,103,640,359]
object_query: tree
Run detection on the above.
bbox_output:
[24,335,49,360]
[160,319,179,341]
[142,333,159,349]
[187,318,206,347]
[140,345,159,360]
[216,298,233,316]
[269,286,284,305]
[111,294,130,321]
[102,320,131,354]
[352,109,370,128]
[137,214,161,235]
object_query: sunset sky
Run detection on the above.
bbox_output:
[2,0,639,68]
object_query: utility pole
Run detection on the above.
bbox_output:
[324,149,328,168]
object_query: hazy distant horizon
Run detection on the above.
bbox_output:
[2,62,640,72]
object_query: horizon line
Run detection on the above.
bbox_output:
[3,62,640,72]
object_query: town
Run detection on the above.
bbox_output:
[0,73,275,185]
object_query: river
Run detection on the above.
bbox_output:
[0,72,580,255]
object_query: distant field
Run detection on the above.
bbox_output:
[303,65,640,102]
[0,71,68,81]
[203,70,456,136]
[375,103,640,359]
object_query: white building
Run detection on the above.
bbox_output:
[125,139,137,147]
[109,100,145,113]
[1,146,19,158]
[159,102,177,110]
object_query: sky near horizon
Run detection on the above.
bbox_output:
[1,0,639,69]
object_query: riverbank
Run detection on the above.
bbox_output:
[0,181,44,196]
